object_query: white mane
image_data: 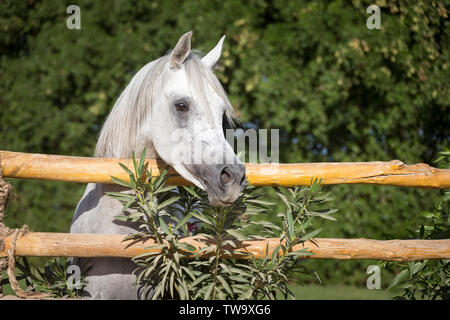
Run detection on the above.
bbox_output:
[95,52,236,158]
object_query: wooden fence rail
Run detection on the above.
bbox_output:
[1,232,449,262]
[1,151,450,188]
[1,150,449,263]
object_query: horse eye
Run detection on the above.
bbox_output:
[174,101,189,112]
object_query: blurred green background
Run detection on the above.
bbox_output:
[1,0,448,298]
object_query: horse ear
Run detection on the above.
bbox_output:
[201,35,225,69]
[169,31,193,69]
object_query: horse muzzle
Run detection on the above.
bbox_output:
[185,163,246,206]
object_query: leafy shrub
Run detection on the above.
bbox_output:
[384,149,450,300]
[1,257,88,298]
[108,150,336,299]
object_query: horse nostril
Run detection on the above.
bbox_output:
[220,166,233,185]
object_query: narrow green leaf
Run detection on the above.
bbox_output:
[174,211,194,231]
[217,275,233,296]
[189,274,211,288]
[286,209,294,237]
[159,217,170,235]
[154,185,177,194]
[169,271,175,299]
[238,288,253,300]
[132,152,139,177]
[121,196,136,214]
[246,199,274,206]
[229,275,248,283]
[299,228,322,242]
[113,215,130,222]
[110,176,133,188]
[154,168,169,190]
[388,269,409,289]
[139,148,147,176]
[225,229,247,241]
[182,186,201,199]
[105,192,135,201]
[177,242,197,252]
[157,196,181,210]
[192,212,214,226]
[119,163,136,181]
[204,282,214,300]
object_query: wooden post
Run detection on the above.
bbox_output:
[1,150,449,188]
[1,232,449,262]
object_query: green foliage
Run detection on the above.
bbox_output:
[385,214,449,300]
[109,150,335,299]
[1,257,88,298]
[108,149,192,299]
[1,0,448,286]
[384,149,450,300]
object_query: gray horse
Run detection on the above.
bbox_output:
[70,32,246,299]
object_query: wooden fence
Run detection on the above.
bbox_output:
[1,150,450,262]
